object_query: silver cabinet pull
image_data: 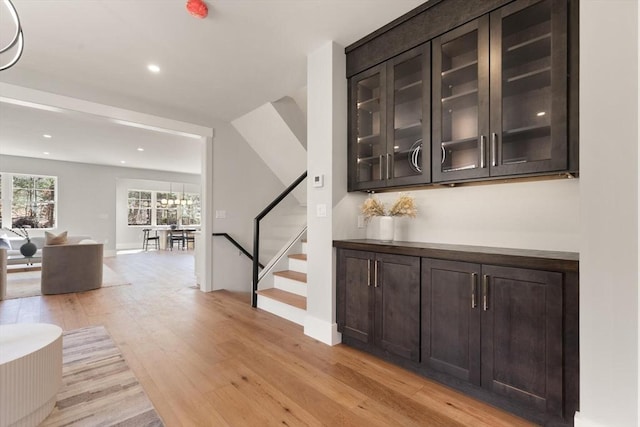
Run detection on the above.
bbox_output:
[379,155,383,180]
[471,273,478,308]
[386,153,391,180]
[374,260,379,287]
[491,133,498,167]
[479,135,486,169]
[482,275,489,311]
[367,259,371,287]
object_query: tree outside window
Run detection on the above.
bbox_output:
[180,193,201,225]
[11,175,56,228]
[127,190,152,226]
[156,192,179,225]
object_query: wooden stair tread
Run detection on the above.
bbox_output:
[273,270,307,283]
[288,253,307,261]
[256,288,307,310]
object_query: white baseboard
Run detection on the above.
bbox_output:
[104,249,117,257]
[304,314,341,346]
[574,412,610,427]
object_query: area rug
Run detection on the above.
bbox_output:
[41,325,164,426]
[4,265,130,300]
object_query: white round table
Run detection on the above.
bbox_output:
[0,323,63,427]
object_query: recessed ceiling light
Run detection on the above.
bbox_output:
[536,111,546,116]
[43,134,52,138]
[120,160,126,164]
[43,151,50,155]
[147,64,160,73]
[137,147,144,152]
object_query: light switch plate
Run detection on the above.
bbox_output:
[215,210,226,219]
[313,174,324,188]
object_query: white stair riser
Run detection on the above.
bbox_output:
[257,295,305,325]
[274,276,306,297]
[288,258,307,274]
[301,241,307,254]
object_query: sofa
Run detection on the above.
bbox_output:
[41,237,103,295]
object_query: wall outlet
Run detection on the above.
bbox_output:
[357,215,365,228]
[215,210,226,219]
[316,204,327,217]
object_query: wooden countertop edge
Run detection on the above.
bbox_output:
[333,239,579,273]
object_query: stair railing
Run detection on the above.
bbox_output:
[252,171,307,307]
[212,233,264,269]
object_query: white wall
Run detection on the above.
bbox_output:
[115,178,201,249]
[0,154,199,255]
[210,119,288,292]
[362,178,579,251]
[575,1,639,427]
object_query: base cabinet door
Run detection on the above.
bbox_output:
[337,249,420,362]
[421,259,481,384]
[422,259,564,417]
[336,249,374,344]
[481,265,563,416]
[375,253,420,361]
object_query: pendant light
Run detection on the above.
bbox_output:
[0,0,24,71]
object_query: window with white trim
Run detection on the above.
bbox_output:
[2,173,57,229]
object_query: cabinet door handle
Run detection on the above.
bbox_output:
[479,135,486,169]
[386,154,391,180]
[374,260,379,287]
[491,133,498,167]
[367,259,371,287]
[379,155,383,180]
[482,275,489,311]
[471,273,478,308]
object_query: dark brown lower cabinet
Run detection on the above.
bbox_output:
[422,259,563,417]
[334,241,578,426]
[337,249,420,362]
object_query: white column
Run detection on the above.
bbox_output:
[576,1,639,426]
[304,41,347,345]
[200,134,214,292]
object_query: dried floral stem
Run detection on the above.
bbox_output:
[360,193,417,221]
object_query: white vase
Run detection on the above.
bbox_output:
[378,216,394,242]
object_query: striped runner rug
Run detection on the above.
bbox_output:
[41,325,164,426]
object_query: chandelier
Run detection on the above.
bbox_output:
[0,0,24,71]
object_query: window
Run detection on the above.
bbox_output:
[10,174,57,228]
[127,187,201,227]
[156,192,178,225]
[127,190,152,226]
[180,193,201,225]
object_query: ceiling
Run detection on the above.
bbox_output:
[0,0,425,174]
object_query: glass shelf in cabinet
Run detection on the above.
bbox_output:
[441,60,478,87]
[503,67,550,97]
[441,88,478,110]
[395,80,422,105]
[357,97,380,113]
[357,133,381,145]
[503,33,551,69]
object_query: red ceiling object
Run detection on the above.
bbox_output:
[186,0,208,19]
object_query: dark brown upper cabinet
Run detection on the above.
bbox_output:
[348,43,431,191]
[433,0,568,182]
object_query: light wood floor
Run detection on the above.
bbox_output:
[0,250,536,426]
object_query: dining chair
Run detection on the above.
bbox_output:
[142,228,160,251]
[184,229,196,250]
[169,229,185,250]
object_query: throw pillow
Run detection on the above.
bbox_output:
[45,231,68,245]
[0,236,11,250]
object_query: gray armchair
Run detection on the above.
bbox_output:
[40,243,104,295]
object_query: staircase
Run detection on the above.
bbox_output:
[256,240,307,325]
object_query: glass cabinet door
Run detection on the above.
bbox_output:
[387,44,430,186]
[432,18,489,182]
[490,0,567,175]
[349,65,386,190]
